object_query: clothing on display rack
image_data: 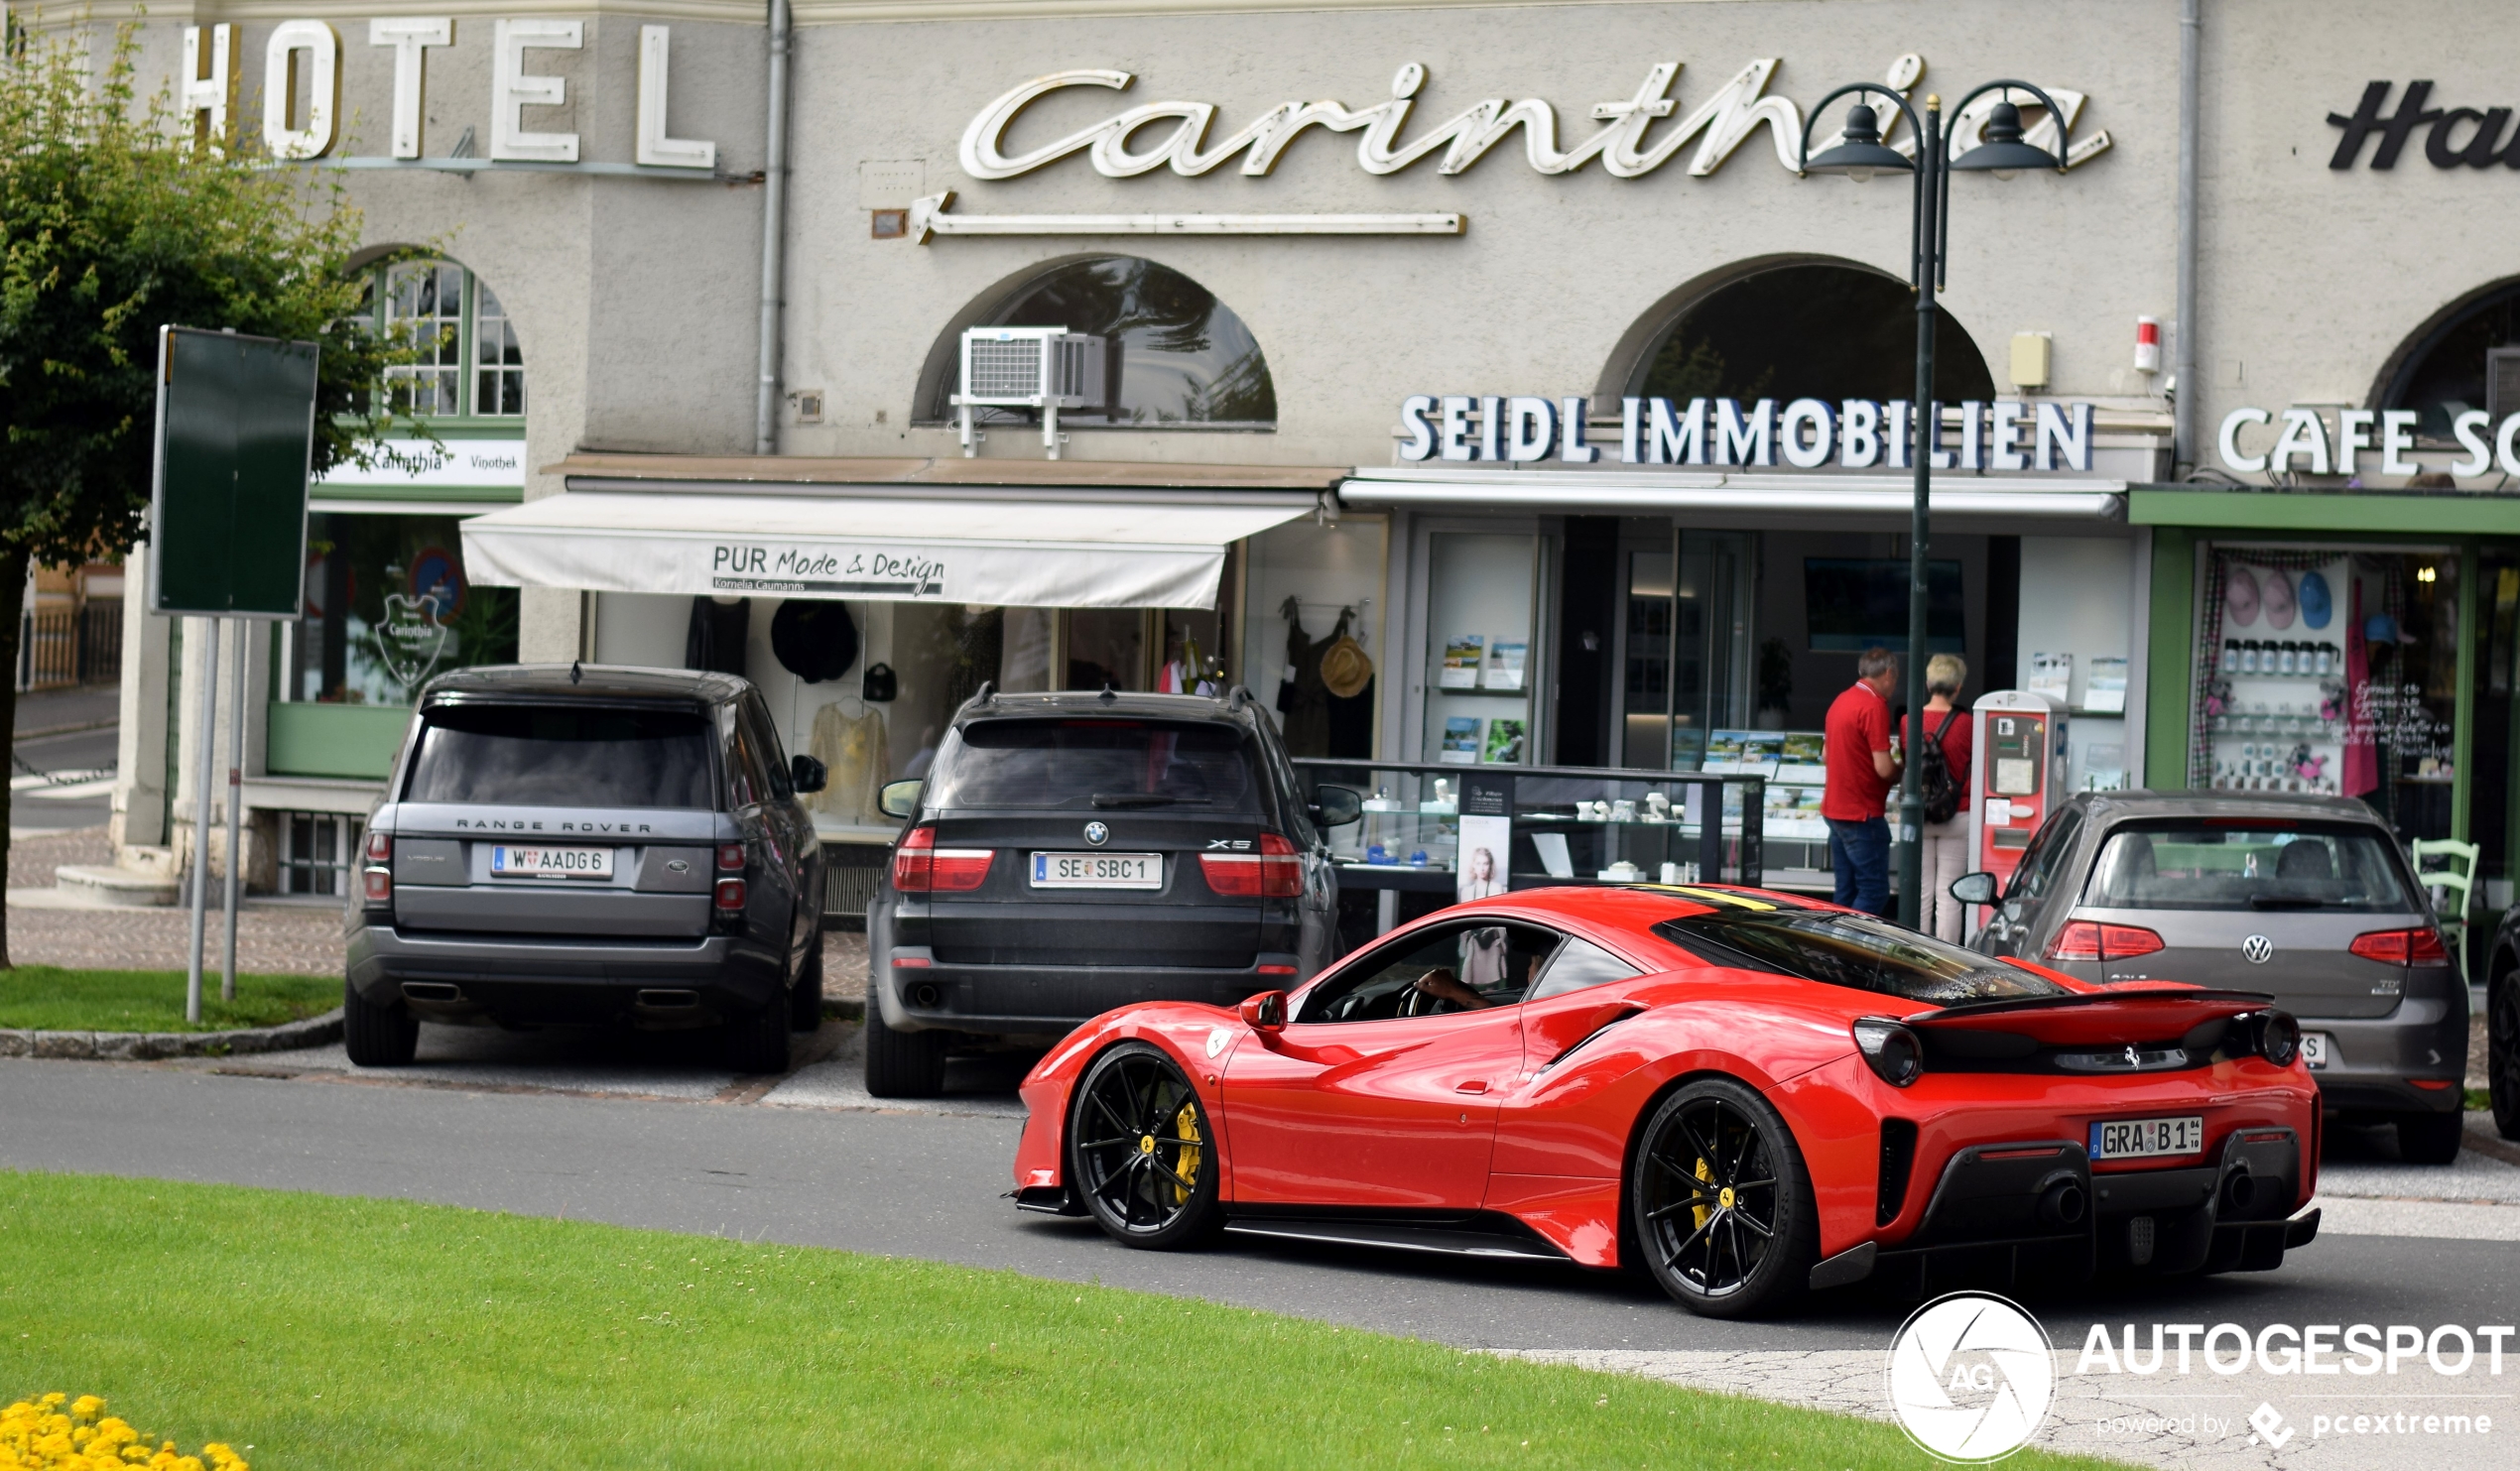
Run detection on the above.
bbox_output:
[810,703,891,826]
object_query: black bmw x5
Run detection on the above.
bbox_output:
[864,687,1358,1097]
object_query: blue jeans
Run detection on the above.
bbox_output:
[1827,815,1892,918]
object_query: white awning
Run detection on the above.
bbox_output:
[459,491,1312,609]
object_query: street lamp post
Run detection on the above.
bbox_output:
[1800,83,2070,929]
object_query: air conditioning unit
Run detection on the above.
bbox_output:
[952,326,1106,459]
[2488,347,2520,427]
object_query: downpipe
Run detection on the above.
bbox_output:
[753,0,793,455]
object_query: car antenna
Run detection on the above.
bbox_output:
[1226,684,1250,711]
[569,660,582,684]
[973,680,994,706]
[1098,681,1117,702]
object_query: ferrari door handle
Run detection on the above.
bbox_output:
[1453,1080,1489,1094]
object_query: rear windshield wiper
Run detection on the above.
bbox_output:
[1090,794,1213,808]
[2245,895,2336,910]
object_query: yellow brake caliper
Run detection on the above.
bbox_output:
[1692,1156,1713,1231]
[1169,1103,1202,1205]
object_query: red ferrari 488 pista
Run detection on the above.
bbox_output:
[1011,885,2322,1317]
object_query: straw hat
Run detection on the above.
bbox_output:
[1320,634,1374,698]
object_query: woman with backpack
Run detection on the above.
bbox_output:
[1906,654,1976,943]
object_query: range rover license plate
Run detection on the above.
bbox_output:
[1031,852,1161,889]
[489,845,614,880]
[2090,1115,2205,1161]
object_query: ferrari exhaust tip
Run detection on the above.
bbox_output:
[2223,1168,2257,1213]
[2037,1177,2087,1228]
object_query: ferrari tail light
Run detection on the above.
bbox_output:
[2253,1010,2302,1067]
[893,826,994,893]
[2348,926,2451,967]
[2046,919,2165,963]
[1851,1017,1924,1087]
[1200,833,1302,898]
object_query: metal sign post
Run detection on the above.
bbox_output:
[149,326,320,1023]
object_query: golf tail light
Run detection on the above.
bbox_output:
[714,877,746,911]
[891,826,992,893]
[2254,1010,2302,1067]
[2348,926,2451,967]
[1852,1017,1924,1088]
[1200,832,1302,898]
[2046,919,2165,963]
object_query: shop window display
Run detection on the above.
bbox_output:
[1423,532,1540,770]
[2194,549,2458,842]
[288,513,519,705]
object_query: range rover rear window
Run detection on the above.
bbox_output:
[924,719,1260,812]
[406,705,715,808]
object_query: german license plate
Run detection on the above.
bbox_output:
[2091,1116,2205,1161]
[489,844,614,880]
[2300,1033,2331,1069]
[1030,852,1161,889]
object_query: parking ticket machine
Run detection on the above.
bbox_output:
[1963,690,2070,934]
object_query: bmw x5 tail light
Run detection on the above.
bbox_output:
[1851,1017,1924,1087]
[1200,833,1301,898]
[2046,919,2165,963]
[892,826,993,893]
[2347,926,2451,966]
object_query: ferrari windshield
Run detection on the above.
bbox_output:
[1651,904,2068,1006]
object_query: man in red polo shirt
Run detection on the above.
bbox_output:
[1823,647,1902,917]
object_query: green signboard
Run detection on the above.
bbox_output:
[147,325,319,617]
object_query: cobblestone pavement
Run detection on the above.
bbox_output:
[7,825,108,891]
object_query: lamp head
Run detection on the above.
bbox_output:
[1952,99,2061,180]
[1804,101,1914,183]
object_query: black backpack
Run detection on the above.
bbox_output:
[1918,708,1963,826]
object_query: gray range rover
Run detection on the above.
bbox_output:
[345,666,827,1073]
[1958,791,2468,1161]
[864,687,1358,1098]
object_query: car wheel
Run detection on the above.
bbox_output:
[341,978,419,1068]
[1068,1042,1222,1251]
[1629,1077,1819,1319]
[863,1001,947,1098]
[790,938,826,1033]
[2493,968,2520,1142]
[2397,1108,2465,1165]
[722,996,793,1075]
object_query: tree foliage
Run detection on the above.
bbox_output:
[0,18,411,570]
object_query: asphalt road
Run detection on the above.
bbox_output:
[3,1051,2514,1354]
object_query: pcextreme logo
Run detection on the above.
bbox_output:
[1886,1292,2057,1462]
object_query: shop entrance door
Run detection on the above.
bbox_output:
[1616,530,1754,774]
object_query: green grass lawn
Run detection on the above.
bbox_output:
[0,966,336,1033]
[0,1170,2125,1470]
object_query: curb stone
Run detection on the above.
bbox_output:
[0,1007,343,1061]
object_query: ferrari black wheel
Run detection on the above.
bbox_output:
[2493,967,2520,1142]
[1630,1077,1818,1319]
[1069,1042,1221,1250]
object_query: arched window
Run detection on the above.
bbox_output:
[1630,262,1992,404]
[2380,280,2520,441]
[924,256,1274,427]
[361,258,525,420]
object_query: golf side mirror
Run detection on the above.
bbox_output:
[1239,990,1288,1034]
[1310,785,1363,827]
[877,779,923,819]
[1950,871,1998,906]
[791,754,827,795]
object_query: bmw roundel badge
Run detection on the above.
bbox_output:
[1083,821,1109,846]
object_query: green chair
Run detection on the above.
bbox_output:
[2410,838,2480,982]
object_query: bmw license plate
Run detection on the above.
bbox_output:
[2300,1033,2331,1069]
[1031,852,1162,889]
[489,844,614,880]
[2091,1116,2205,1161]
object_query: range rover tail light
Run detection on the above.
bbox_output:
[714,877,747,912]
[892,826,993,893]
[2348,927,2451,966]
[361,831,392,908]
[2046,919,2164,963]
[1200,833,1302,898]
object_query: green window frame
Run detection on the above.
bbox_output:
[362,259,526,423]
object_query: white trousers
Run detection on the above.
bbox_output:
[1920,816,1970,943]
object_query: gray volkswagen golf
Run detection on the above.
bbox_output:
[1958,791,2467,1162]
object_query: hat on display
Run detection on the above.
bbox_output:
[2298,570,2333,629]
[2262,569,2297,630]
[769,600,859,684]
[2364,612,2400,644]
[2224,565,2260,627]
[1320,634,1374,699]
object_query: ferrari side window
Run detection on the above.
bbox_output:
[1525,936,1642,1002]
[1652,906,2067,1006]
[1300,921,1561,1022]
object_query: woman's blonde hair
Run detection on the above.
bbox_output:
[1926,654,1967,697]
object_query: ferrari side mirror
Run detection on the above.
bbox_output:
[1239,990,1288,1033]
[877,779,923,819]
[1949,871,1998,906]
